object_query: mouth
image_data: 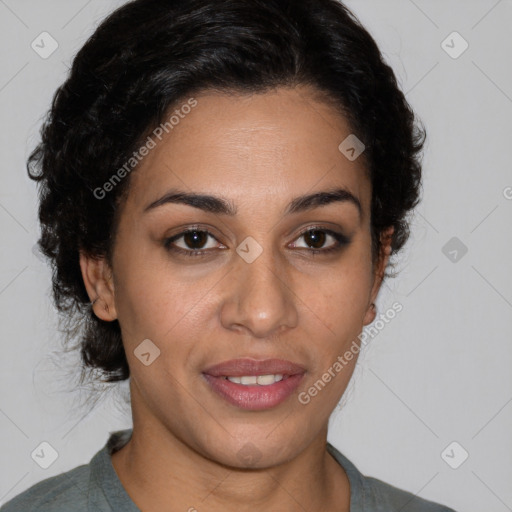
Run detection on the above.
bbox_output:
[202,358,306,411]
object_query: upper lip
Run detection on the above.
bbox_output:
[203,358,306,377]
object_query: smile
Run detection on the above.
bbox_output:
[223,374,284,385]
[202,358,306,410]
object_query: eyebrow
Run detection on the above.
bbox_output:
[143,187,362,218]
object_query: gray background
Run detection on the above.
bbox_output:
[1,1,511,511]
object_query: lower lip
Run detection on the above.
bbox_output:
[202,373,304,411]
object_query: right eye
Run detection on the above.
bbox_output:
[164,229,224,257]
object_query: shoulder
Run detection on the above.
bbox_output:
[326,442,457,512]
[1,429,133,512]
[0,463,91,512]
[362,474,457,511]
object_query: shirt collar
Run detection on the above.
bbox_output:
[91,429,364,511]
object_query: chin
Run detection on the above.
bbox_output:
[194,425,306,469]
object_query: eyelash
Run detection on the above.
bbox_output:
[163,226,351,258]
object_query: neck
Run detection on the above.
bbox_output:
[111,388,350,511]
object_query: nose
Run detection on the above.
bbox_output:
[219,242,299,339]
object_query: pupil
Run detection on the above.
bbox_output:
[184,231,207,249]
[306,230,325,249]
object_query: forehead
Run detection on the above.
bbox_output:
[125,85,371,217]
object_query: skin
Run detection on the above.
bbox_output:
[80,85,393,512]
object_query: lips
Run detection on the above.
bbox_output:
[202,358,306,378]
[202,358,306,411]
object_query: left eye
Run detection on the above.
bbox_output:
[290,228,348,252]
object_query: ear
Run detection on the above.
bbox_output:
[79,251,117,322]
[363,226,394,326]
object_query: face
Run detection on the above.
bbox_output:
[81,85,391,468]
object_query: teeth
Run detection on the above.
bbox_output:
[226,374,284,386]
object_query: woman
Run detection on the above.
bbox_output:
[1,0,457,510]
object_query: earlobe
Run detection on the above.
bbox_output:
[363,302,377,326]
[79,251,117,322]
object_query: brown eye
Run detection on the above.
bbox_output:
[303,230,327,249]
[291,227,350,254]
[164,229,222,257]
[181,230,210,250]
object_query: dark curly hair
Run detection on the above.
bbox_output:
[28,0,425,385]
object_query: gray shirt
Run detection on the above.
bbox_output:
[1,429,456,511]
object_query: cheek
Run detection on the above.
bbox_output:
[300,247,373,401]
[108,241,163,330]
[310,254,373,335]
[112,241,223,366]
[115,270,210,344]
